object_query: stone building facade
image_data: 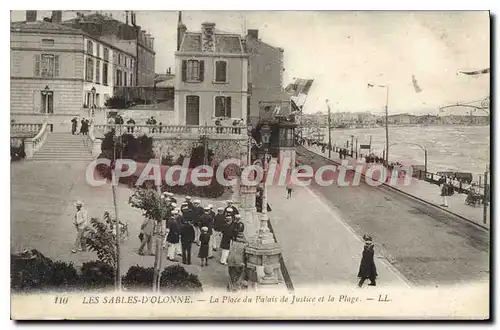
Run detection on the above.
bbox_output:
[174,19,248,126]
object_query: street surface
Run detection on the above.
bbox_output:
[10,160,231,289]
[293,148,489,286]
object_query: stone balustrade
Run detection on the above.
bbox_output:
[24,122,50,159]
[94,124,247,140]
[11,123,43,137]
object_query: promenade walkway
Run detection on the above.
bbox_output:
[303,144,489,229]
[267,183,411,289]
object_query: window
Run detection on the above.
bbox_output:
[96,45,100,58]
[87,40,93,55]
[103,63,108,85]
[34,54,60,78]
[41,39,55,46]
[85,58,93,81]
[214,60,227,83]
[96,59,100,84]
[130,73,133,86]
[215,96,232,118]
[123,71,127,86]
[103,48,109,61]
[182,60,204,82]
[41,90,53,114]
[116,69,122,86]
[118,54,121,65]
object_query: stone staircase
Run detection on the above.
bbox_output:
[31,132,94,161]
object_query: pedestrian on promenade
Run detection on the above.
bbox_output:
[138,217,155,256]
[80,118,86,135]
[227,232,248,292]
[440,180,449,207]
[220,216,234,265]
[71,201,88,253]
[180,219,195,265]
[166,214,181,261]
[71,117,78,135]
[286,184,294,199]
[357,238,377,287]
[224,200,239,216]
[213,207,225,251]
[201,206,215,258]
[198,227,210,267]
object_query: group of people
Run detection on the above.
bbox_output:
[71,117,91,135]
[138,194,248,290]
[139,195,246,264]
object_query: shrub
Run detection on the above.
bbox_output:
[122,265,155,290]
[49,261,79,289]
[160,265,203,292]
[11,250,54,291]
[80,261,115,289]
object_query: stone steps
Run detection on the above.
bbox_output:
[31,133,94,161]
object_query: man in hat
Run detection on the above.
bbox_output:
[208,204,216,218]
[71,201,88,253]
[185,196,194,210]
[220,215,234,265]
[192,200,204,245]
[231,214,245,241]
[213,207,225,251]
[180,217,195,265]
[167,192,177,204]
[224,200,239,215]
[200,206,215,258]
[181,203,194,223]
[165,212,181,261]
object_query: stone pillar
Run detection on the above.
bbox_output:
[24,140,33,159]
[238,184,258,239]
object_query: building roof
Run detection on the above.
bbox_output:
[180,32,244,54]
[11,20,83,34]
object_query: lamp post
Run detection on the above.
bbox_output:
[326,99,332,158]
[259,123,272,236]
[389,142,427,177]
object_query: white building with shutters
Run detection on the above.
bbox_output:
[174,19,248,126]
[10,10,136,131]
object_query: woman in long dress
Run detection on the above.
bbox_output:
[227,232,248,292]
[357,240,377,287]
[198,227,210,267]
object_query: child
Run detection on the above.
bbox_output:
[198,227,210,267]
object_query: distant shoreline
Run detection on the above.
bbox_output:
[304,123,490,130]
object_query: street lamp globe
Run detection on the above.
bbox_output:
[91,86,96,95]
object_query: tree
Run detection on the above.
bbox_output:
[129,188,170,222]
[105,96,128,109]
[85,217,117,268]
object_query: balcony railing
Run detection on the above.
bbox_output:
[93,124,247,139]
[11,123,43,137]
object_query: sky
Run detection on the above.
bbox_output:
[11,10,490,115]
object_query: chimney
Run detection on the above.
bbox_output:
[51,11,62,24]
[125,10,129,25]
[26,10,37,22]
[247,29,259,39]
[201,22,215,52]
[177,11,187,51]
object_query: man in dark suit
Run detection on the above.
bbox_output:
[180,219,195,265]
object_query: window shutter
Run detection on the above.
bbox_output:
[215,97,222,117]
[54,55,60,77]
[226,97,232,118]
[199,60,205,81]
[219,61,227,82]
[34,55,40,76]
[181,60,187,82]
